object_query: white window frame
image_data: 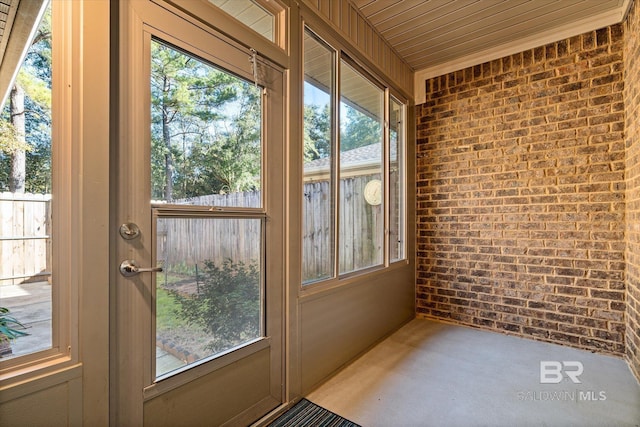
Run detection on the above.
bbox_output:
[389,94,407,263]
[301,24,408,290]
[338,54,386,277]
[0,0,79,383]
[161,0,288,66]
[207,0,286,48]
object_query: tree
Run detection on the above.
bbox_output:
[8,85,26,192]
[340,105,382,152]
[303,103,330,162]
[0,7,51,193]
[150,41,260,201]
[205,83,261,193]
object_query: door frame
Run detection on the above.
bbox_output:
[111,1,286,425]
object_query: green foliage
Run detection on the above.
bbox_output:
[150,41,261,200]
[156,287,188,331]
[303,93,382,164]
[189,83,261,194]
[340,105,382,152]
[170,259,260,353]
[303,103,330,162]
[16,70,51,110]
[0,307,28,343]
[0,87,51,192]
[0,5,51,193]
[0,121,30,154]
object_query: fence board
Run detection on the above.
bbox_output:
[0,197,12,286]
[0,174,383,288]
[0,193,52,286]
[159,175,381,282]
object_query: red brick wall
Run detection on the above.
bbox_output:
[625,0,640,382]
[416,25,626,355]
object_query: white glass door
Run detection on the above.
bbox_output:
[113,2,284,425]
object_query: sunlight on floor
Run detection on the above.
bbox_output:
[0,284,31,298]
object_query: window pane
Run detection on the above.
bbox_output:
[302,30,334,284]
[339,61,384,274]
[0,3,52,359]
[390,97,405,262]
[150,40,262,208]
[155,217,263,379]
[208,0,275,43]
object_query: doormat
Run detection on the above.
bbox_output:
[268,398,361,427]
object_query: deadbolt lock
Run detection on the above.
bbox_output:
[119,222,141,240]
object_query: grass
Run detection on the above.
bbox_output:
[155,267,255,358]
[155,284,212,358]
[155,270,195,330]
[156,286,190,331]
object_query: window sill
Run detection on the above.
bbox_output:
[0,356,81,403]
[299,259,410,302]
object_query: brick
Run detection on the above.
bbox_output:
[416,21,627,357]
[556,268,585,278]
[531,318,558,329]
[473,318,496,328]
[557,305,588,316]
[556,286,588,296]
[494,304,518,314]
[550,332,581,345]
[579,337,619,352]
[559,324,590,336]
[591,309,624,321]
[545,312,575,323]
[575,316,608,329]
[593,329,622,342]
[528,301,555,310]
[590,290,624,300]
[497,322,522,332]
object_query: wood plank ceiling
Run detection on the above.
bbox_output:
[0,0,632,106]
[352,0,631,74]
[0,0,17,61]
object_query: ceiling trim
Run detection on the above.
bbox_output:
[0,0,47,109]
[414,0,632,105]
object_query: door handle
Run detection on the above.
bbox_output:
[119,259,163,277]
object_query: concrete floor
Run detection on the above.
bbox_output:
[307,319,640,427]
[0,282,190,374]
[0,282,52,357]
[156,346,187,376]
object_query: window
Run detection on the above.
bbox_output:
[302,27,406,286]
[208,0,283,46]
[150,39,267,380]
[0,0,83,381]
[0,2,53,361]
[339,60,384,274]
[302,30,334,283]
[150,40,262,208]
[389,97,405,262]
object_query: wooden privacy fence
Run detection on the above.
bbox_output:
[0,192,51,287]
[156,191,263,275]
[0,175,385,286]
[302,175,384,281]
[157,216,262,273]
[158,174,383,280]
[178,191,261,208]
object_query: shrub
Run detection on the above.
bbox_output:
[170,259,260,353]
